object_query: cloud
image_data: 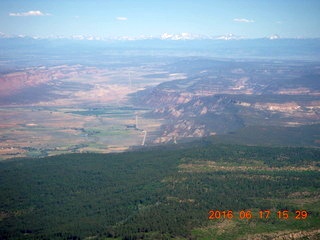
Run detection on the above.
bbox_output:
[9,10,51,17]
[233,18,254,23]
[116,17,128,21]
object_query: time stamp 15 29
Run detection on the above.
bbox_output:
[208,210,309,220]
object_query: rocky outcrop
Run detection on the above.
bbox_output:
[254,102,301,113]
[241,229,320,240]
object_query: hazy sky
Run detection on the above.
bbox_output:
[1,0,319,39]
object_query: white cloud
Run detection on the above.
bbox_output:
[9,10,51,17]
[116,17,128,21]
[233,18,254,23]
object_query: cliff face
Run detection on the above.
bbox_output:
[135,89,245,143]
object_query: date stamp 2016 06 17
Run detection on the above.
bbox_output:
[208,209,309,220]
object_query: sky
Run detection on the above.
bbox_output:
[0,0,320,39]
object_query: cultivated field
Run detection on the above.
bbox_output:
[0,106,163,159]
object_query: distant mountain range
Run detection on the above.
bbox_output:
[1,36,320,65]
[1,30,317,41]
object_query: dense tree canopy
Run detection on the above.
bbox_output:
[1,143,319,239]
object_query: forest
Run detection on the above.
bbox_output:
[0,142,319,239]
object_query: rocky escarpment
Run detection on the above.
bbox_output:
[132,59,320,143]
[135,88,244,143]
[134,85,319,143]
